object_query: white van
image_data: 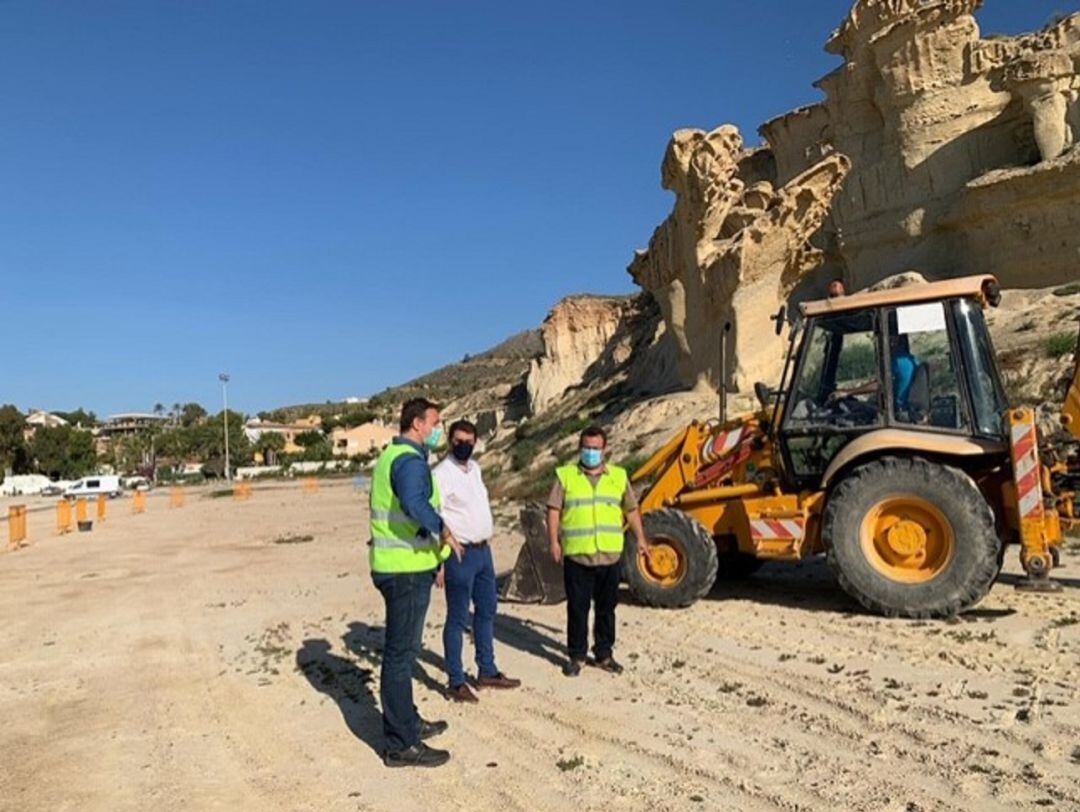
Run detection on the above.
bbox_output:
[65,475,123,499]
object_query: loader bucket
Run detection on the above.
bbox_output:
[500,503,566,604]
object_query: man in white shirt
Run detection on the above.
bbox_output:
[433,419,521,702]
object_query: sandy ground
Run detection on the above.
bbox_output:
[1,481,1079,812]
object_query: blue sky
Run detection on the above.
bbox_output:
[1,1,1071,417]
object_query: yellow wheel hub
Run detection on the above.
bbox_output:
[886,520,927,558]
[861,497,955,584]
[640,538,686,587]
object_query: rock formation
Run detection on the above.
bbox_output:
[628,126,850,392]
[764,0,1080,291]
[526,294,677,414]
[527,297,628,414]
[631,0,1080,394]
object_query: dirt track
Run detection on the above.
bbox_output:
[1,481,1078,811]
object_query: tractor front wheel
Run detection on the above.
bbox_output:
[623,509,718,609]
[823,456,1001,618]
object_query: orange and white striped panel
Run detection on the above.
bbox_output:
[1010,415,1044,522]
[703,425,747,463]
[749,518,805,540]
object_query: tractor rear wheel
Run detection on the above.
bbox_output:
[823,456,1001,619]
[623,509,718,609]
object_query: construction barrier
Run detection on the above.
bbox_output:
[57,500,74,534]
[132,491,147,514]
[233,482,253,501]
[76,498,89,525]
[169,486,185,508]
[8,505,28,551]
[302,478,319,494]
[97,494,107,522]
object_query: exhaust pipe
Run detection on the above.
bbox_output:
[719,321,732,424]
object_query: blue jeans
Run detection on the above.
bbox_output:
[442,544,499,688]
[372,569,435,752]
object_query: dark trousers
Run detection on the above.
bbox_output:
[372,569,435,752]
[563,558,619,662]
[442,543,499,688]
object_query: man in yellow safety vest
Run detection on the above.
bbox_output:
[547,425,652,677]
[369,397,463,768]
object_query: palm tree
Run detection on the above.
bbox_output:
[153,403,165,417]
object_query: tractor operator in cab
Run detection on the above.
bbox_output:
[547,425,652,677]
[829,332,921,416]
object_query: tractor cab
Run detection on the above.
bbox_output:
[775,275,1009,490]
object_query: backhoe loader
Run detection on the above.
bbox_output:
[623,275,1080,618]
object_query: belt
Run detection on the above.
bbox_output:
[461,540,489,549]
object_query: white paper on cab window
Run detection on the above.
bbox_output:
[896,302,946,335]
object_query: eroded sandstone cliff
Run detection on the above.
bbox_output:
[627,126,850,392]
[526,294,677,415]
[632,0,1080,394]
[766,0,1080,292]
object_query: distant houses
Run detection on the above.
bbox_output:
[329,421,395,457]
[244,415,320,458]
[98,412,169,440]
[23,410,68,441]
[6,401,394,483]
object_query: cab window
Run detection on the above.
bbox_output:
[885,303,967,431]
[785,310,883,430]
[955,298,1008,437]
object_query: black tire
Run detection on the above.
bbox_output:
[623,509,718,608]
[823,456,1001,619]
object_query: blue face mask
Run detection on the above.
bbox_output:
[580,447,603,469]
[423,426,444,450]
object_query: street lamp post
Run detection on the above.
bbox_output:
[219,373,231,482]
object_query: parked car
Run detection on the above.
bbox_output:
[40,483,65,497]
[64,475,123,499]
[122,476,152,492]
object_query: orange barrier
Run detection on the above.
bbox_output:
[169,486,185,508]
[132,491,147,514]
[57,500,74,534]
[96,494,107,522]
[76,498,88,525]
[302,478,319,494]
[233,482,253,501]
[8,505,28,551]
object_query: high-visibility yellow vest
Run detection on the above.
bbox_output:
[369,442,448,574]
[556,463,629,556]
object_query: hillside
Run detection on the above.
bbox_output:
[261,329,543,427]
[373,328,543,407]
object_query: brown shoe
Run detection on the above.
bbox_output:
[476,673,521,690]
[446,683,479,703]
[591,657,624,675]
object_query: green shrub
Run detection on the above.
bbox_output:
[556,415,592,440]
[1044,331,1078,358]
[510,439,540,472]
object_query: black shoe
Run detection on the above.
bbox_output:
[383,742,451,768]
[592,656,624,675]
[562,659,584,677]
[419,718,448,740]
